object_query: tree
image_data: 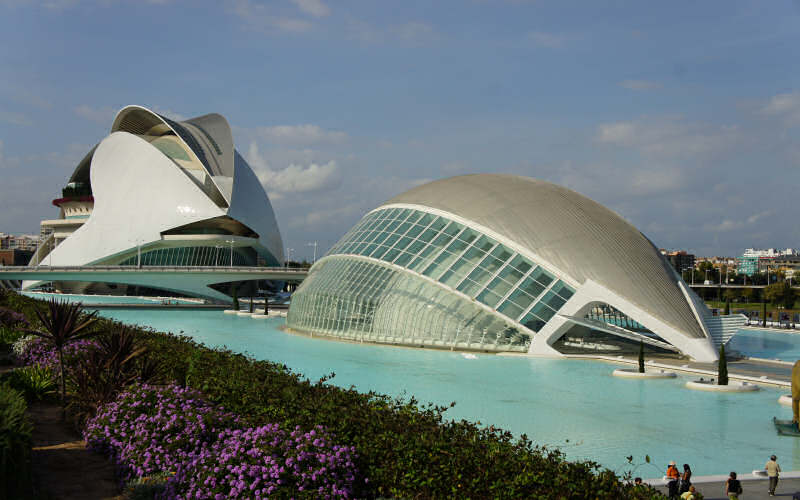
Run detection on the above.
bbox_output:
[27,298,98,406]
[231,284,239,311]
[762,301,767,328]
[723,288,739,303]
[718,344,728,385]
[765,281,796,309]
[741,287,754,303]
[638,341,645,373]
[724,299,730,315]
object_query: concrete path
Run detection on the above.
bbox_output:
[651,473,800,499]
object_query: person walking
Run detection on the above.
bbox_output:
[725,471,743,499]
[765,454,781,496]
[679,464,692,494]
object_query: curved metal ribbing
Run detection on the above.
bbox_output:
[385,174,707,339]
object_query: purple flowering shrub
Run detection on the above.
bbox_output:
[165,424,358,499]
[16,336,97,369]
[84,383,241,481]
[0,306,28,328]
[85,383,359,499]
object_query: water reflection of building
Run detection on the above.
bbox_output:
[288,174,740,362]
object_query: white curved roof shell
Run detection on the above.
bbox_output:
[385,174,707,340]
[25,105,284,300]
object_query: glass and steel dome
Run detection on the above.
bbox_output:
[288,174,739,361]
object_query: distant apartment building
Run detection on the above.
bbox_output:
[737,248,798,276]
[694,255,737,278]
[0,249,34,266]
[659,249,696,274]
[0,233,40,252]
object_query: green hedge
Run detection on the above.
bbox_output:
[0,382,33,499]
[3,291,662,499]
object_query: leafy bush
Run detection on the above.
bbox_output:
[85,383,359,499]
[2,291,661,499]
[68,326,161,423]
[2,364,57,402]
[0,306,28,329]
[27,297,98,405]
[122,472,172,500]
[145,337,657,499]
[0,382,33,499]
[0,307,29,355]
[16,336,97,371]
[84,383,242,481]
[165,425,358,499]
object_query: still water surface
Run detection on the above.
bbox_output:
[21,293,800,476]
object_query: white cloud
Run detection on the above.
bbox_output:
[290,0,328,17]
[761,91,800,124]
[528,31,567,48]
[151,105,188,121]
[256,124,347,145]
[0,110,32,126]
[746,210,773,225]
[594,117,739,157]
[346,18,437,46]
[711,210,773,233]
[391,22,435,44]
[246,142,340,195]
[596,122,636,145]
[290,203,361,228]
[619,79,662,91]
[74,104,116,124]
[229,0,313,33]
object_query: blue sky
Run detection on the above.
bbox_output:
[0,0,798,259]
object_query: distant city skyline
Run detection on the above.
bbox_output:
[0,1,798,259]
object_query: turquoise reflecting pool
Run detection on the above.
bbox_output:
[728,329,800,362]
[53,301,798,478]
[22,292,197,305]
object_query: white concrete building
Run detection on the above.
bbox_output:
[25,105,284,300]
[287,174,742,362]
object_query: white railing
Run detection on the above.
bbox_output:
[0,265,308,274]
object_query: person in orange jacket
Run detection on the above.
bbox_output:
[666,461,681,498]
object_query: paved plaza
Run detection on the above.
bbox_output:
[652,475,800,499]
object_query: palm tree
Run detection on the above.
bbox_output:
[28,298,98,405]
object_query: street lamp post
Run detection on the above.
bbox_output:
[225,239,235,268]
[306,241,318,264]
[285,248,294,268]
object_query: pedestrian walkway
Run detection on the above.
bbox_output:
[651,473,800,499]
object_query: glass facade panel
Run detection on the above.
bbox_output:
[118,245,254,267]
[520,312,546,332]
[531,301,556,322]
[530,267,554,288]
[315,206,578,339]
[287,255,531,352]
[551,280,575,301]
[541,290,566,310]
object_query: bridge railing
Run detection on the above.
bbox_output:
[0,265,309,274]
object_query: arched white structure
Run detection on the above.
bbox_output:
[26,105,283,300]
[288,174,742,362]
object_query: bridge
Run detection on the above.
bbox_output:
[0,266,309,302]
[687,283,800,289]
